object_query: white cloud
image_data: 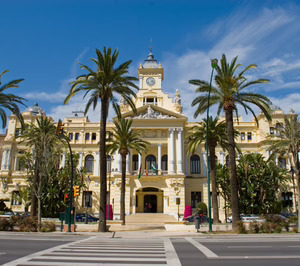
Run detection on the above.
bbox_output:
[24,92,68,103]
[161,7,300,121]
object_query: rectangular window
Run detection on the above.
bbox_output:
[191,192,201,208]
[270,127,275,135]
[75,133,80,140]
[241,132,245,140]
[11,191,21,205]
[69,133,73,140]
[15,129,21,137]
[92,133,96,140]
[85,133,90,140]
[247,132,252,140]
[282,192,293,208]
[82,191,92,208]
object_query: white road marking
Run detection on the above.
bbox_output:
[185,237,218,258]
[2,236,96,266]
[51,251,166,257]
[60,248,165,253]
[227,246,272,248]
[288,246,300,247]
[30,256,167,262]
[213,255,300,259]
[18,263,165,266]
[164,238,181,266]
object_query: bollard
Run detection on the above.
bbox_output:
[195,214,200,232]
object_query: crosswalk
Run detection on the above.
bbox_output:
[5,236,181,266]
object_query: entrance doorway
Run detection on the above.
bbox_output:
[135,187,163,213]
[144,195,157,213]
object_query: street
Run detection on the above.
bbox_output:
[0,233,300,265]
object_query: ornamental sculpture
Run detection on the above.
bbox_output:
[133,106,176,119]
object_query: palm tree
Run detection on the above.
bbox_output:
[187,116,230,224]
[64,47,138,232]
[0,69,26,127]
[268,114,300,232]
[19,116,61,230]
[189,54,272,231]
[107,117,149,225]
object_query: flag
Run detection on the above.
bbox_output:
[151,162,158,175]
[138,162,142,180]
[146,164,148,176]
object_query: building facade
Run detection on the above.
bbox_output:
[0,52,295,220]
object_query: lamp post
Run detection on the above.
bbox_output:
[56,119,74,233]
[206,58,218,232]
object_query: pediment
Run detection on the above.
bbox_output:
[121,104,187,120]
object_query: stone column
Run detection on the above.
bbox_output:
[95,152,100,176]
[139,77,143,89]
[202,152,207,177]
[62,152,66,168]
[177,128,183,174]
[169,128,175,174]
[1,150,7,170]
[118,153,122,173]
[126,152,130,174]
[90,132,92,144]
[186,156,189,175]
[138,153,142,171]
[220,152,225,165]
[6,149,11,170]
[79,152,83,169]
[158,144,162,171]
[113,152,117,172]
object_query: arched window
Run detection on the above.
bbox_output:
[132,154,139,171]
[190,155,200,174]
[162,155,168,171]
[226,155,230,167]
[85,155,94,173]
[145,155,156,171]
[107,155,111,173]
[279,157,286,169]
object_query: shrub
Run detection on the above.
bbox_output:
[249,221,260,233]
[281,220,290,232]
[0,218,13,231]
[196,202,207,215]
[41,221,56,232]
[236,221,247,234]
[18,217,37,232]
[274,225,282,233]
[292,226,298,233]
[260,222,272,233]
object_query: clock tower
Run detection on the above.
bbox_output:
[121,49,182,113]
[138,49,164,91]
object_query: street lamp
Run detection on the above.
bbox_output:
[206,58,218,232]
[56,119,74,233]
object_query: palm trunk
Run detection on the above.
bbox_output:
[209,145,219,224]
[120,153,126,225]
[30,160,39,217]
[294,151,300,233]
[98,99,108,232]
[38,196,41,232]
[225,109,240,231]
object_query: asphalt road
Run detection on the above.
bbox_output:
[0,233,88,265]
[1,233,300,265]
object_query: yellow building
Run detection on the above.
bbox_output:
[0,51,295,221]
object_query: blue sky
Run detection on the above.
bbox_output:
[1,0,300,125]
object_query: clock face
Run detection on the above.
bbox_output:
[146,77,155,86]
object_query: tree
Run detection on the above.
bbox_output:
[0,69,26,128]
[237,153,289,214]
[268,114,300,231]
[189,54,271,231]
[187,116,229,224]
[216,163,231,221]
[64,47,138,232]
[19,116,62,230]
[107,117,149,225]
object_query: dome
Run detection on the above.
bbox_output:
[143,50,159,68]
[25,103,46,116]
